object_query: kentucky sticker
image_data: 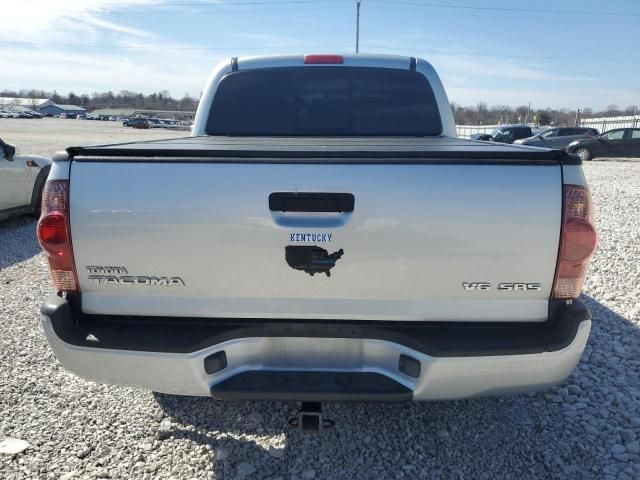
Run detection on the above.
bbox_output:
[289,233,332,243]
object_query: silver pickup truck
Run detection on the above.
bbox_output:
[38,54,597,409]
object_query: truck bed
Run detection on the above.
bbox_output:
[64,136,579,164]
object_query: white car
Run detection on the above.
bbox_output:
[0,139,51,221]
[1,110,20,118]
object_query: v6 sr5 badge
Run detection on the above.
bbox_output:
[285,246,344,277]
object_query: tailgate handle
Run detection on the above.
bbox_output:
[269,192,355,213]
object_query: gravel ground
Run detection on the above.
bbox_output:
[1,125,639,479]
[0,118,186,156]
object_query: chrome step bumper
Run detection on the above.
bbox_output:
[40,294,591,400]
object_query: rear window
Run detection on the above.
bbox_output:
[575,128,598,136]
[514,127,532,139]
[206,67,442,136]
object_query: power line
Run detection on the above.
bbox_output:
[0,41,352,51]
[30,0,346,6]
[361,45,637,63]
[368,0,640,18]
[367,3,640,25]
[157,0,348,5]
[2,40,636,63]
[29,0,350,14]
[119,5,342,14]
[355,0,361,53]
[366,45,637,63]
[22,0,640,21]
[39,1,640,25]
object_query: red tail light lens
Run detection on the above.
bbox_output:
[38,212,68,253]
[304,54,344,64]
[552,185,597,299]
[37,180,79,292]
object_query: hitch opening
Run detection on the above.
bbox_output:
[288,402,334,432]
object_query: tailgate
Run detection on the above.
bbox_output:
[70,161,561,322]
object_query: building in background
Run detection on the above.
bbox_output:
[39,103,87,118]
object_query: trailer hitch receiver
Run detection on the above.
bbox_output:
[288,402,334,432]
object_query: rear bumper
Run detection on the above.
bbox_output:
[40,294,591,400]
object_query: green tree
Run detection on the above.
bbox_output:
[536,110,552,126]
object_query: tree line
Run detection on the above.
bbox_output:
[1,88,638,124]
[451,102,639,126]
[0,89,199,112]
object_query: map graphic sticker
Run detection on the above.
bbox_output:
[285,246,344,277]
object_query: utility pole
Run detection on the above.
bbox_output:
[356,0,361,53]
[525,101,531,124]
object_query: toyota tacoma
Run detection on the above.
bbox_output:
[38,54,596,405]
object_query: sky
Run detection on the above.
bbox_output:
[1,0,639,110]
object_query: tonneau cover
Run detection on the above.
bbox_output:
[65,136,580,164]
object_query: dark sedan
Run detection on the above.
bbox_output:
[470,125,533,144]
[513,127,598,149]
[567,128,640,161]
[125,118,150,129]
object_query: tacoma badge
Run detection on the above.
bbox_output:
[86,266,185,286]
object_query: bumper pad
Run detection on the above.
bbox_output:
[210,371,412,402]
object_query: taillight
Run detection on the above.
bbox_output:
[552,185,597,299]
[303,54,344,64]
[37,180,79,292]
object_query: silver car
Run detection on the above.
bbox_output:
[0,139,51,221]
[514,127,598,149]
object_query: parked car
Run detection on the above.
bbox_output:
[469,133,492,141]
[514,127,598,149]
[26,111,42,118]
[37,54,596,415]
[161,119,183,129]
[128,118,149,129]
[567,128,640,161]
[0,110,11,118]
[0,138,51,221]
[474,125,535,144]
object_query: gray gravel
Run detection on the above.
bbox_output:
[1,160,639,479]
[0,118,186,157]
